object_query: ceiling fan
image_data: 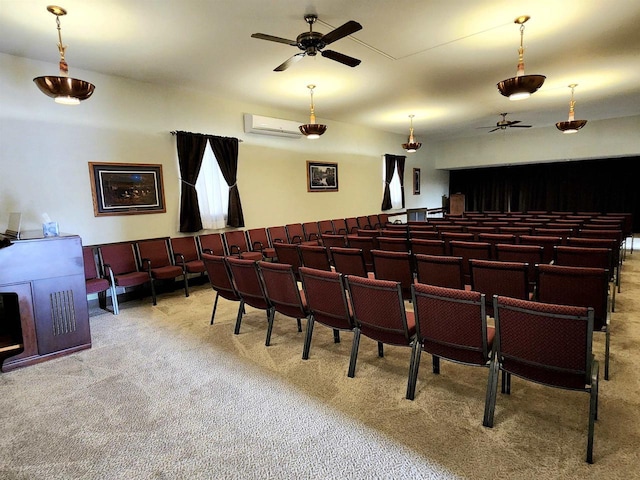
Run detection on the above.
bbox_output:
[251,14,362,71]
[480,113,533,133]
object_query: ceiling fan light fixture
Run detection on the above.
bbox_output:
[33,5,95,105]
[556,84,588,134]
[401,115,422,153]
[299,85,327,139]
[497,16,545,100]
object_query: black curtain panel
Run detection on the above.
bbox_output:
[449,156,640,231]
[396,155,406,208]
[176,131,208,232]
[381,154,396,211]
[209,136,245,228]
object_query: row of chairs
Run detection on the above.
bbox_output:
[202,255,601,464]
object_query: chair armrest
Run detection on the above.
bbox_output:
[291,236,302,244]
[252,241,264,252]
[229,245,241,255]
[141,257,152,272]
[174,252,186,266]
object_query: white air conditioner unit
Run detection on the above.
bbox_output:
[243,113,303,138]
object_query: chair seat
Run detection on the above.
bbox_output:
[239,251,263,261]
[85,277,110,294]
[184,260,206,273]
[115,271,150,287]
[150,265,184,280]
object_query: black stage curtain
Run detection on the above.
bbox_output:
[449,156,640,231]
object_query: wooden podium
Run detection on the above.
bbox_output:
[0,232,91,372]
[449,193,465,216]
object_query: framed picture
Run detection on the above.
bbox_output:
[413,168,421,195]
[307,161,338,192]
[89,162,166,216]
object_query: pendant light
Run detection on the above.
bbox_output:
[402,115,422,153]
[556,84,588,134]
[33,5,95,105]
[497,16,545,101]
[299,85,327,138]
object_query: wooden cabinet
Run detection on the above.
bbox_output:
[449,193,466,216]
[0,233,91,372]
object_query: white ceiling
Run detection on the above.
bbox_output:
[2,0,640,141]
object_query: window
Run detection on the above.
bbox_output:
[382,157,403,209]
[195,144,228,229]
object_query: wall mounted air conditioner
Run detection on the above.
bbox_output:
[243,113,303,138]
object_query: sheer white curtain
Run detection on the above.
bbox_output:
[382,157,403,209]
[195,144,228,229]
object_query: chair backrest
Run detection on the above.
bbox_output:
[267,225,289,245]
[223,230,250,255]
[225,256,270,310]
[566,237,619,274]
[273,243,303,275]
[533,227,575,239]
[298,244,332,271]
[345,275,414,346]
[368,214,382,229]
[136,238,174,270]
[286,223,315,245]
[378,213,390,226]
[201,253,240,302]
[493,295,594,390]
[494,243,544,288]
[414,254,465,289]
[379,229,407,238]
[299,267,354,331]
[376,236,410,252]
[321,233,347,249]
[332,218,349,235]
[409,230,441,240]
[99,242,139,276]
[470,260,530,312]
[466,226,497,236]
[411,284,490,365]
[197,233,227,256]
[449,240,492,282]
[410,238,447,256]
[535,264,610,331]
[258,261,307,320]
[318,219,335,235]
[518,234,563,264]
[356,228,379,238]
[344,217,360,234]
[498,226,532,238]
[553,246,612,270]
[477,233,516,257]
[302,221,321,242]
[371,249,414,299]
[346,235,376,269]
[246,228,272,252]
[330,247,369,278]
[82,246,100,280]
[441,232,475,254]
[356,216,371,229]
[170,236,200,263]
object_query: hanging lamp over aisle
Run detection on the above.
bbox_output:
[299,85,327,138]
[33,5,95,105]
[402,115,422,153]
[556,84,588,134]
[496,15,545,101]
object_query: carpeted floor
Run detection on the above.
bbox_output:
[1,239,639,479]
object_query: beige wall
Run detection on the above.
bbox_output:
[0,53,448,245]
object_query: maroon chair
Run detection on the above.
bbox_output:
[137,237,189,300]
[298,244,332,271]
[409,284,494,404]
[494,243,544,294]
[299,267,356,362]
[469,259,530,317]
[332,218,349,235]
[170,236,206,275]
[344,217,360,234]
[367,214,382,230]
[83,245,113,313]
[330,247,370,278]
[344,275,419,399]
[286,223,318,246]
[414,254,465,290]
[267,225,289,245]
[302,221,322,243]
[476,233,516,258]
[370,249,415,300]
[223,230,263,260]
[201,253,242,325]
[519,234,563,265]
[566,236,621,299]
[225,256,274,345]
[449,240,492,285]
[440,232,475,254]
[98,242,153,314]
[410,238,446,256]
[273,242,303,280]
[376,236,410,252]
[321,233,347,250]
[357,216,371,230]
[197,232,227,256]
[318,219,335,235]
[246,227,277,261]
[346,235,376,271]
[485,296,598,464]
[258,261,307,344]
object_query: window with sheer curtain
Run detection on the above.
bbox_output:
[382,157,403,209]
[195,144,229,229]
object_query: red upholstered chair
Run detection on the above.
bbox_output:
[286,223,318,246]
[170,236,206,276]
[258,261,307,344]
[321,233,347,250]
[494,243,544,294]
[267,225,289,246]
[378,213,390,227]
[98,242,153,314]
[440,232,475,255]
[246,227,277,261]
[346,235,376,271]
[368,214,382,230]
[518,234,563,265]
[298,244,332,271]
[484,296,599,464]
[449,240,492,284]
[357,215,371,230]
[410,238,447,256]
[273,242,303,280]
[345,217,360,234]
[408,284,494,404]
[344,275,419,398]
[197,232,227,256]
[302,221,322,244]
[566,237,621,302]
[376,236,410,252]
[225,256,274,345]
[201,253,242,325]
[469,259,530,317]
[370,249,415,300]
[299,267,356,362]
[318,219,335,235]
[535,264,612,380]
[330,247,371,278]
[82,245,113,313]
[137,237,189,300]
[223,230,263,260]
[476,233,516,258]
[379,229,408,238]
[414,254,465,290]
[331,218,349,235]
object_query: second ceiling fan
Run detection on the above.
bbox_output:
[251,14,362,72]
[481,113,533,133]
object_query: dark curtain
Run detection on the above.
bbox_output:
[449,156,640,231]
[381,154,396,211]
[176,131,208,232]
[209,136,245,227]
[396,155,406,208]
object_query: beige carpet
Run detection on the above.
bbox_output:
[1,240,639,479]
